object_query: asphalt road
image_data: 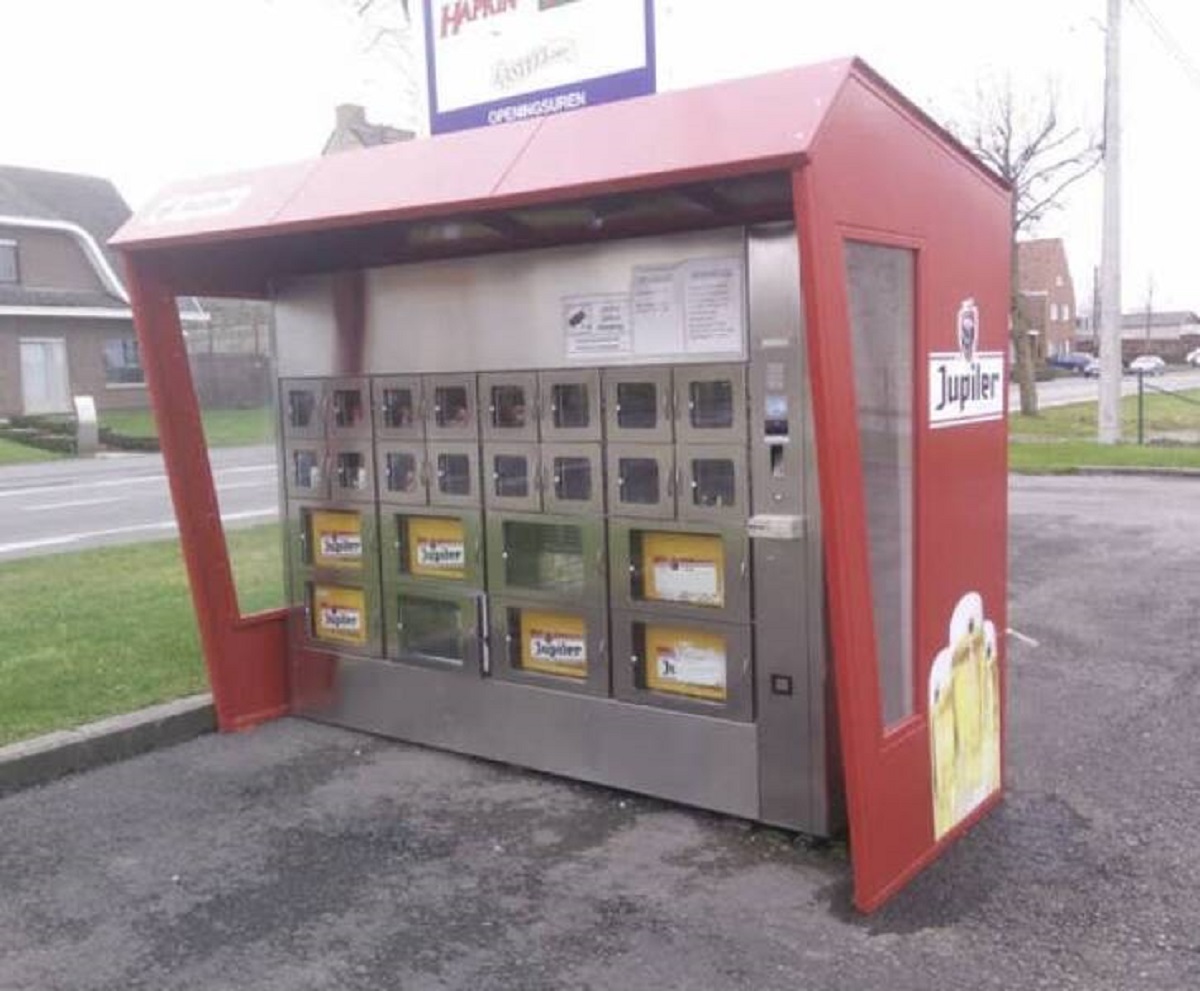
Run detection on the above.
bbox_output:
[1010,366,1200,409]
[0,445,279,561]
[1,474,1197,990]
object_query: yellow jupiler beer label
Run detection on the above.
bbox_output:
[311,510,364,570]
[312,584,368,645]
[407,516,467,580]
[520,609,587,679]
[644,624,728,701]
[641,532,725,607]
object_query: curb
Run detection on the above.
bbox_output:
[0,694,215,797]
[1073,466,1200,479]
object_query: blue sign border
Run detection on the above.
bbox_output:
[424,0,657,135]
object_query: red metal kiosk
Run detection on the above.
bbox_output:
[113,58,1009,912]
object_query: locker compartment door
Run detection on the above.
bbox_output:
[608,521,751,623]
[674,364,748,445]
[387,586,485,674]
[612,612,753,722]
[539,369,601,443]
[541,443,604,517]
[383,508,485,588]
[425,373,479,441]
[677,445,749,524]
[377,444,429,506]
[607,445,675,520]
[296,505,375,576]
[604,367,673,444]
[329,442,376,504]
[428,442,481,508]
[284,442,329,501]
[486,512,607,605]
[491,600,609,697]
[481,372,540,443]
[327,376,372,440]
[303,578,383,656]
[373,375,425,441]
[281,380,325,440]
[483,443,542,513]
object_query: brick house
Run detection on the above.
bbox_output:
[0,165,207,417]
[1016,238,1077,361]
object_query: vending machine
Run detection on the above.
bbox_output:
[112,58,1010,910]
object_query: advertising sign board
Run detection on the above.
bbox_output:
[424,0,656,134]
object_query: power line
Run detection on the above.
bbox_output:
[1128,0,1200,91]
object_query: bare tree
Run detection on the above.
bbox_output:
[950,80,1101,416]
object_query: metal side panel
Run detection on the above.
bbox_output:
[297,656,761,822]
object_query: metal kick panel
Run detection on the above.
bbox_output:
[301,657,763,824]
[490,597,609,698]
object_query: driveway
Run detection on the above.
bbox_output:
[0,475,1197,990]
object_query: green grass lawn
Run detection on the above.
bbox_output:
[100,406,275,448]
[0,523,284,746]
[0,437,63,465]
[1010,388,1200,473]
[1010,389,1200,441]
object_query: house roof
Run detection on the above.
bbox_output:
[0,165,131,275]
[113,57,1008,263]
[1016,238,1072,294]
[1120,310,1200,328]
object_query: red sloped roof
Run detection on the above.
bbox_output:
[112,59,856,251]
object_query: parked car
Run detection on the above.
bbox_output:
[1186,347,1200,367]
[1083,357,1101,377]
[1128,355,1167,376]
[1045,352,1094,374]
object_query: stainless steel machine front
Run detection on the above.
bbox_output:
[276,224,839,835]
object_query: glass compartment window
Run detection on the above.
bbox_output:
[553,456,592,502]
[382,388,417,429]
[691,458,737,509]
[436,452,472,497]
[332,389,365,429]
[551,382,590,430]
[502,520,585,594]
[493,454,530,498]
[385,452,420,496]
[397,596,465,664]
[335,451,368,492]
[688,379,735,429]
[434,385,471,429]
[490,385,529,429]
[292,449,320,489]
[618,457,660,505]
[287,389,317,431]
[616,382,659,430]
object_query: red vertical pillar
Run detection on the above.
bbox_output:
[125,258,289,731]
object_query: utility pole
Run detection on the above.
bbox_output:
[1098,0,1123,443]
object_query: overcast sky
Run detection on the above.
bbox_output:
[1,0,1196,312]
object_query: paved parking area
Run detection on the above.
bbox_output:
[1,475,1198,990]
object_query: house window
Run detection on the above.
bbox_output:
[1049,303,1059,322]
[0,240,17,283]
[104,338,145,385]
[1062,304,1071,323]
[1055,275,1064,287]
